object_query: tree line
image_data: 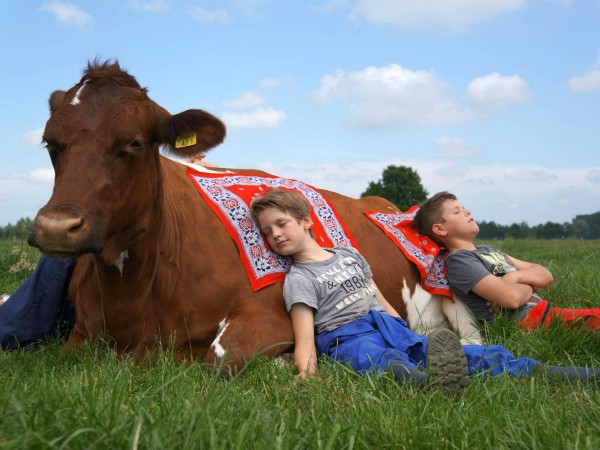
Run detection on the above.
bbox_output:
[1,165,599,239]
[477,212,600,240]
[0,217,34,240]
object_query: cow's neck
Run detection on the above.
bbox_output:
[93,164,169,304]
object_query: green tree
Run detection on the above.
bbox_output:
[360,165,428,211]
[506,222,531,239]
[477,221,506,240]
[572,212,600,239]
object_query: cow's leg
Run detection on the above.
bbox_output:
[60,257,103,353]
[443,296,483,345]
[204,295,293,374]
[403,281,447,336]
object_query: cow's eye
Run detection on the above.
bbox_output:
[45,143,61,159]
[130,140,144,151]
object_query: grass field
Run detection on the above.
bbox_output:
[1,239,599,449]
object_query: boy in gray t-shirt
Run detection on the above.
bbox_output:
[250,189,600,392]
[413,191,600,330]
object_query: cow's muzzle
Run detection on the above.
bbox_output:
[28,205,103,256]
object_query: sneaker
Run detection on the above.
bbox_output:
[426,328,469,396]
[1,293,10,305]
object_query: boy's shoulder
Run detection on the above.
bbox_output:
[449,244,498,256]
[333,246,361,259]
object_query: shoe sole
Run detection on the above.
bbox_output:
[426,328,469,396]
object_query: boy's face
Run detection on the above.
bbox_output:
[434,199,479,240]
[255,207,313,256]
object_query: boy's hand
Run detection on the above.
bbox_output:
[297,371,320,381]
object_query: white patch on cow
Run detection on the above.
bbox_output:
[211,318,229,358]
[444,295,483,345]
[114,249,129,276]
[402,280,446,334]
[70,81,87,105]
[272,352,295,368]
[402,279,483,345]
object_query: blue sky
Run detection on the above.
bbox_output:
[1,0,599,227]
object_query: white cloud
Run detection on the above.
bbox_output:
[568,54,600,93]
[0,168,55,225]
[587,170,600,183]
[314,64,472,127]
[434,136,480,158]
[256,159,600,225]
[223,91,265,109]
[222,107,286,128]
[40,2,92,28]
[349,0,524,32]
[188,7,228,23]
[569,72,600,93]
[26,168,55,183]
[467,73,532,111]
[260,76,296,89]
[22,128,45,147]
[129,1,169,13]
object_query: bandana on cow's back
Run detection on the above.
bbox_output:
[365,206,452,298]
[187,167,360,291]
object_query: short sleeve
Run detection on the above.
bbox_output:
[283,271,319,312]
[445,250,493,297]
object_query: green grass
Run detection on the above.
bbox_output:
[1,239,599,449]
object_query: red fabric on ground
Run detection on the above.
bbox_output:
[519,299,600,330]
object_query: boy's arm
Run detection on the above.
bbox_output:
[371,279,400,317]
[501,255,554,288]
[289,303,318,379]
[471,275,534,310]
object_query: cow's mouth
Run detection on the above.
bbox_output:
[28,236,103,258]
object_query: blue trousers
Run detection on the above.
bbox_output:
[0,256,76,350]
[315,310,541,378]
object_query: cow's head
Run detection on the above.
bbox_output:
[28,60,226,265]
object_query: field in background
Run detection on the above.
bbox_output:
[1,239,599,449]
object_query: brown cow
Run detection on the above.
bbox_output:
[28,60,470,371]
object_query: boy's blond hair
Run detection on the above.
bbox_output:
[412,191,457,245]
[250,189,315,237]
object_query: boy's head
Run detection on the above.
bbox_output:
[413,191,458,245]
[250,189,315,238]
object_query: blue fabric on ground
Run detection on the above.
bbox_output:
[315,310,426,373]
[462,344,540,377]
[0,256,76,350]
[315,309,541,378]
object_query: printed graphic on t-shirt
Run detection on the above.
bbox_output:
[478,251,516,276]
[315,256,376,310]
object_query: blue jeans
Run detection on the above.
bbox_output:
[0,256,76,350]
[315,310,540,378]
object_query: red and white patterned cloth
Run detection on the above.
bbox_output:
[365,206,452,298]
[187,167,359,291]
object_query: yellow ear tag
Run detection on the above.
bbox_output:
[175,132,197,149]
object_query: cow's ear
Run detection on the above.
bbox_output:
[49,90,66,113]
[158,109,226,157]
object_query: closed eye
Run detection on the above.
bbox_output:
[130,140,144,151]
[43,141,64,159]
